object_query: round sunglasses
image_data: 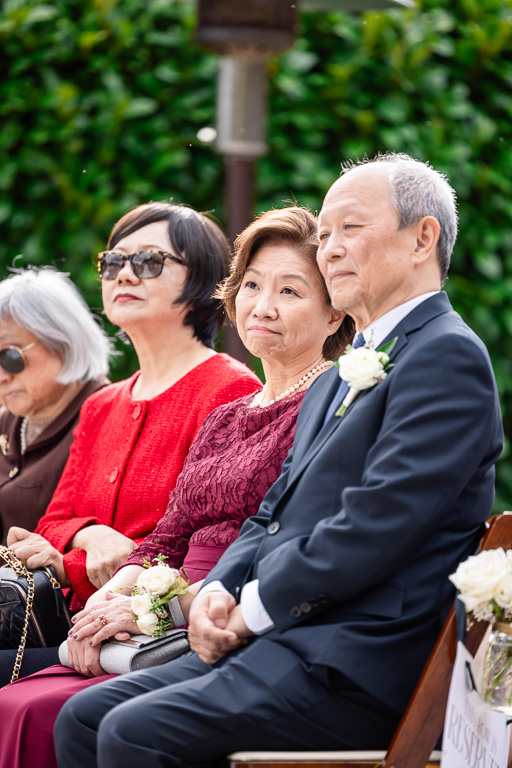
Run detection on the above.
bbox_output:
[97,250,184,280]
[0,341,38,375]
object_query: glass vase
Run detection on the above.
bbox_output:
[483,622,512,712]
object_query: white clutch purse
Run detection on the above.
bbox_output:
[58,628,190,675]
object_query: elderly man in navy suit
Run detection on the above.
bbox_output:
[56,153,503,767]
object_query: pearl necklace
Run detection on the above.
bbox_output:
[20,417,28,455]
[20,416,52,454]
[257,361,333,408]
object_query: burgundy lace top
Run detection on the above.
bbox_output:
[122,390,306,580]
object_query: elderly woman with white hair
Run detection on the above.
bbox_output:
[0,268,110,544]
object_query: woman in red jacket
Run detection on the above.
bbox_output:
[0,202,261,685]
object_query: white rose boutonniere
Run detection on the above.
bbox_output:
[131,554,189,637]
[336,337,398,417]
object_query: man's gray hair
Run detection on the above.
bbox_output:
[0,267,112,384]
[342,152,458,283]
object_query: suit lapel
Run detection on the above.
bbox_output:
[286,292,454,487]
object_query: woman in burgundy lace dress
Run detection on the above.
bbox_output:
[0,206,355,768]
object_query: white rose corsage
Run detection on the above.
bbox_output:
[131,554,189,637]
[335,337,398,417]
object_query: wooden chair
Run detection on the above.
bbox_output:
[228,511,512,768]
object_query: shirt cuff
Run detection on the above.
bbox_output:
[195,580,230,601]
[240,579,275,635]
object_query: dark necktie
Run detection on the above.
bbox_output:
[323,332,366,424]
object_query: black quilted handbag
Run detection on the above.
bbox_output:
[0,545,72,682]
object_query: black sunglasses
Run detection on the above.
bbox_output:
[0,341,38,375]
[97,250,184,280]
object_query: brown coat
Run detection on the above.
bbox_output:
[0,377,108,544]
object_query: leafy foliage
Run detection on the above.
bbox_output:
[1,0,512,508]
[0,0,221,375]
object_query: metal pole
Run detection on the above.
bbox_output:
[195,0,297,365]
[215,57,267,365]
[223,156,255,363]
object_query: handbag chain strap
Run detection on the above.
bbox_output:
[0,545,36,683]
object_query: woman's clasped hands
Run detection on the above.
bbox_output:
[6,527,68,586]
[66,590,137,677]
[69,525,137,589]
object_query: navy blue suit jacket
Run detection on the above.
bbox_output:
[204,293,503,711]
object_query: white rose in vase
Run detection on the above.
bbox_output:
[495,572,512,610]
[449,548,511,611]
[137,564,179,597]
[136,612,160,636]
[338,347,388,391]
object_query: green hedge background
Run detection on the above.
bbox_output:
[1,0,512,509]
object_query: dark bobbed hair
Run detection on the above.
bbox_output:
[108,202,230,348]
[215,206,355,360]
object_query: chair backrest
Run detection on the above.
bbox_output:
[382,511,512,768]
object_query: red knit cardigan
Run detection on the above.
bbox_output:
[35,354,261,607]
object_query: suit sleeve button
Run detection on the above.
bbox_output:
[300,602,312,613]
[267,522,281,535]
[290,606,301,618]
[318,594,328,605]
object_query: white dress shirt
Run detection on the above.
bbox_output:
[199,291,440,634]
